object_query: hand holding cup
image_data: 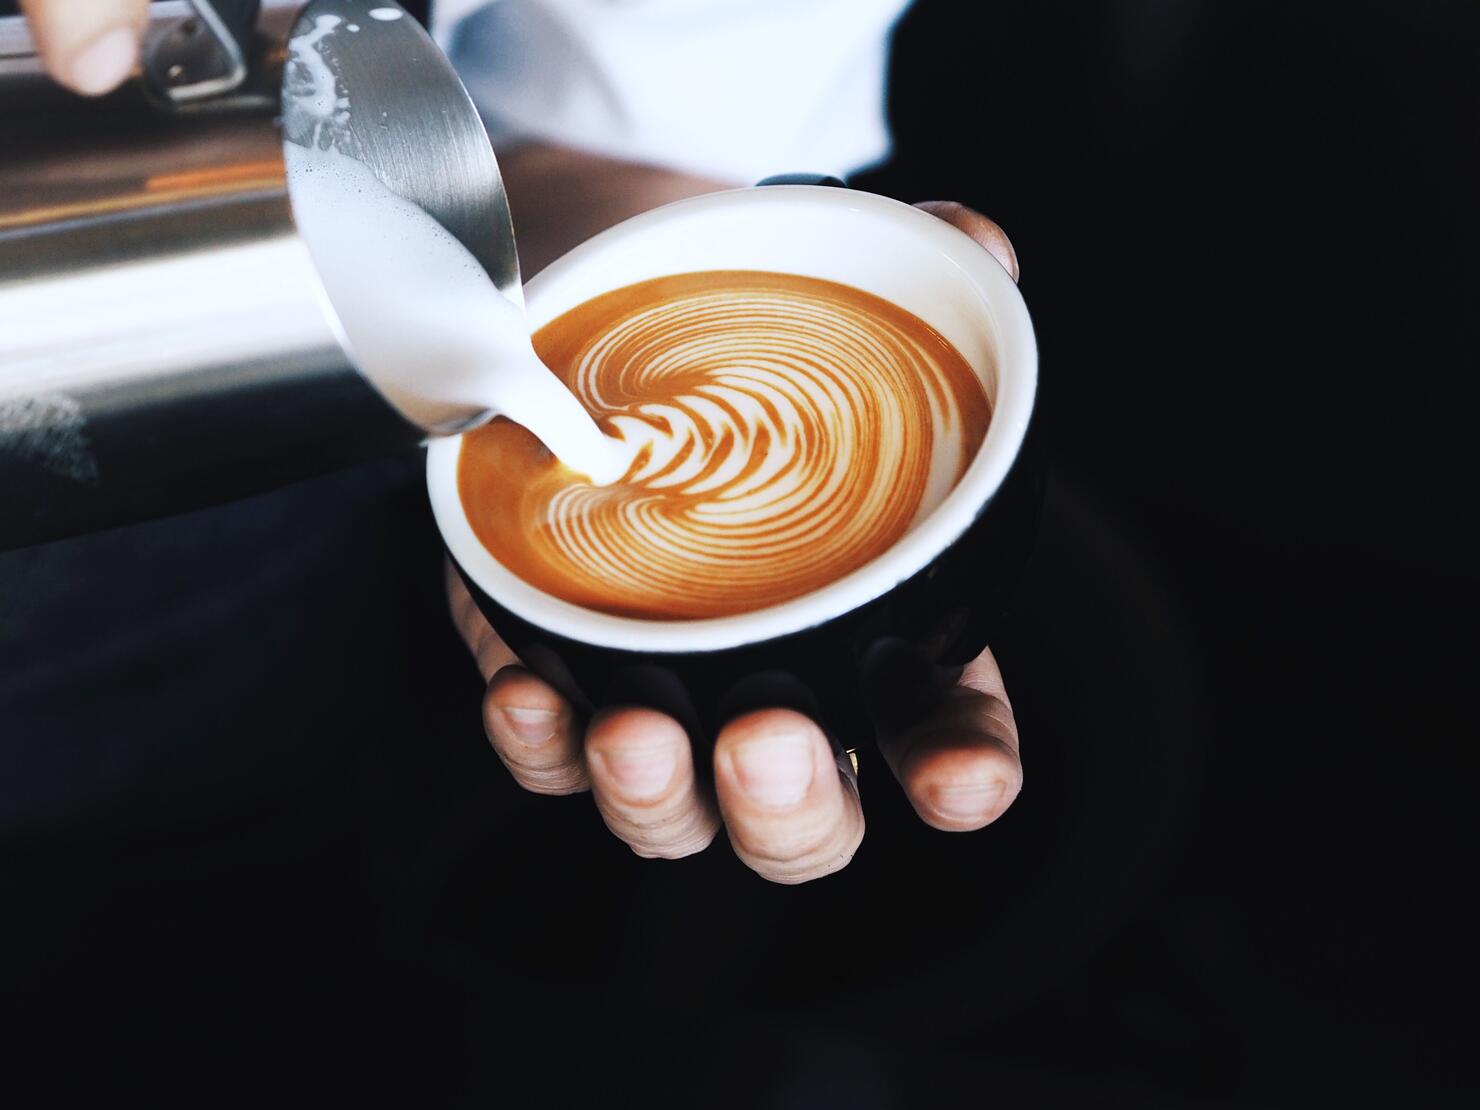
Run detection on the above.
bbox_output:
[438,191,1034,883]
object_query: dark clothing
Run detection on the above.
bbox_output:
[0,454,448,839]
[0,463,1211,1106]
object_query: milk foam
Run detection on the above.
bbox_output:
[281,10,631,484]
[569,291,965,531]
[456,272,991,620]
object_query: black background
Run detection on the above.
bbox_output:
[3,1,1475,1106]
[857,2,1474,1104]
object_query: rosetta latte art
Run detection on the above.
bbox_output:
[459,271,991,619]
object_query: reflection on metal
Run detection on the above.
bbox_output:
[0,1,518,550]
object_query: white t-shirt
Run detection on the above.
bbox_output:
[431,0,914,183]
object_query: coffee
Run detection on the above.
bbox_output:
[458,270,991,619]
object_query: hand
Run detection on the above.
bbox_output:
[447,199,1023,884]
[21,0,148,96]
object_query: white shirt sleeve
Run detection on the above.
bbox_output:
[432,0,914,183]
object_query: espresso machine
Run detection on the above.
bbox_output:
[0,0,519,551]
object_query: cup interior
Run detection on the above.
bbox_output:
[427,185,1037,653]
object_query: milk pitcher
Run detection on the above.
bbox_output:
[0,0,520,550]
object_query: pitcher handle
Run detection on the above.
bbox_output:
[144,0,261,104]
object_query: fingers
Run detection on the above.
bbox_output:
[446,562,588,794]
[21,0,149,96]
[445,561,521,681]
[876,646,1023,832]
[446,562,868,877]
[482,664,588,795]
[713,709,864,884]
[450,562,720,853]
[914,200,1021,284]
[585,708,721,859]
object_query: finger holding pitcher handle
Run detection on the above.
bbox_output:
[20,0,150,96]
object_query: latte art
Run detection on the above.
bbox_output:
[459,271,991,619]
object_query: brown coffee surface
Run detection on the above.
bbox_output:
[458,270,990,619]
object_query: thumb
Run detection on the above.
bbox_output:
[914,200,1021,284]
[21,0,149,97]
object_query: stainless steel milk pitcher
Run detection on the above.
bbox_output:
[0,0,519,550]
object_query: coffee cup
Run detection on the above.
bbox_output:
[427,182,1040,744]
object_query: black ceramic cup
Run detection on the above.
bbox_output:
[427,183,1040,744]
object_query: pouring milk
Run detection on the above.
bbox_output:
[282,12,633,485]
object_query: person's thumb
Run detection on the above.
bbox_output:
[21,0,150,97]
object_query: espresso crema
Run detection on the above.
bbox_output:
[458,270,991,619]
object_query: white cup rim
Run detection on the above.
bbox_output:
[427,185,1038,653]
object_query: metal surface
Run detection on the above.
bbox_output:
[0,0,517,550]
[143,0,257,105]
[282,0,520,302]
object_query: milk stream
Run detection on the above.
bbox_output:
[282,12,632,485]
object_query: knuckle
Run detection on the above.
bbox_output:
[493,747,587,794]
[743,827,831,867]
[733,814,861,877]
[602,801,720,859]
[960,654,1010,700]
[513,767,589,796]
[629,826,718,861]
[752,835,861,885]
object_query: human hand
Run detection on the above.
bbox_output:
[446,199,1023,883]
[21,0,148,96]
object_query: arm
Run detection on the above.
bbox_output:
[498,143,737,278]
[499,142,1018,290]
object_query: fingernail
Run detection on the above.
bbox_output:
[932,781,1006,821]
[596,745,677,801]
[728,732,814,809]
[497,706,557,745]
[66,27,137,97]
